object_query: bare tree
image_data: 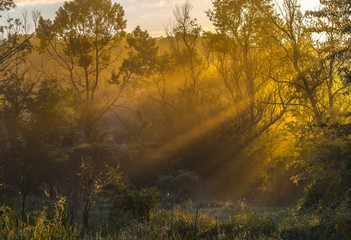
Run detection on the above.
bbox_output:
[165,1,205,93]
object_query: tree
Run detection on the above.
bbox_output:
[256,0,345,130]
[206,0,288,141]
[0,0,33,122]
[165,1,205,93]
[113,26,159,90]
[37,0,126,141]
[188,0,291,195]
[112,1,289,196]
[0,0,32,80]
[0,0,36,216]
[280,0,351,212]
[250,0,351,208]
[306,0,351,124]
[114,26,175,108]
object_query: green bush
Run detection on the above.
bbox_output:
[278,210,351,240]
[157,170,201,202]
[110,187,159,223]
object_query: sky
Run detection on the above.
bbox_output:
[7,0,321,37]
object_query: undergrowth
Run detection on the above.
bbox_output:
[0,200,350,239]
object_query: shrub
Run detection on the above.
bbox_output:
[157,170,201,202]
[110,187,159,223]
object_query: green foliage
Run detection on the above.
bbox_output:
[110,187,159,223]
[0,201,350,239]
[0,74,35,120]
[298,123,351,213]
[28,79,77,147]
[42,196,68,224]
[115,26,160,84]
[0,205,16,238]
[278,210,351,240]
[151,205,215,239]
[288,122,351,239]
[0,204,78,240]
[157,170,201,202]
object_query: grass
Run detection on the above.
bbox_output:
[0,198,350,239]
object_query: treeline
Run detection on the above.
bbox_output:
[0,0,351,232]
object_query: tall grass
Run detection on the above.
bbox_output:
[0,200,350,239]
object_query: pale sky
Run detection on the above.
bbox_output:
[7,0,321,37]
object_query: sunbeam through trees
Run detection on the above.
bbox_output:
[0,0,351,239]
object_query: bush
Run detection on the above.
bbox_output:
[157,170,201,202]
[278,209,351,240]
[110,187,159,223]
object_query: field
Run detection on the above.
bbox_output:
[1,195,350,240]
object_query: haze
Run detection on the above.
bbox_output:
[9,0,321,36]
